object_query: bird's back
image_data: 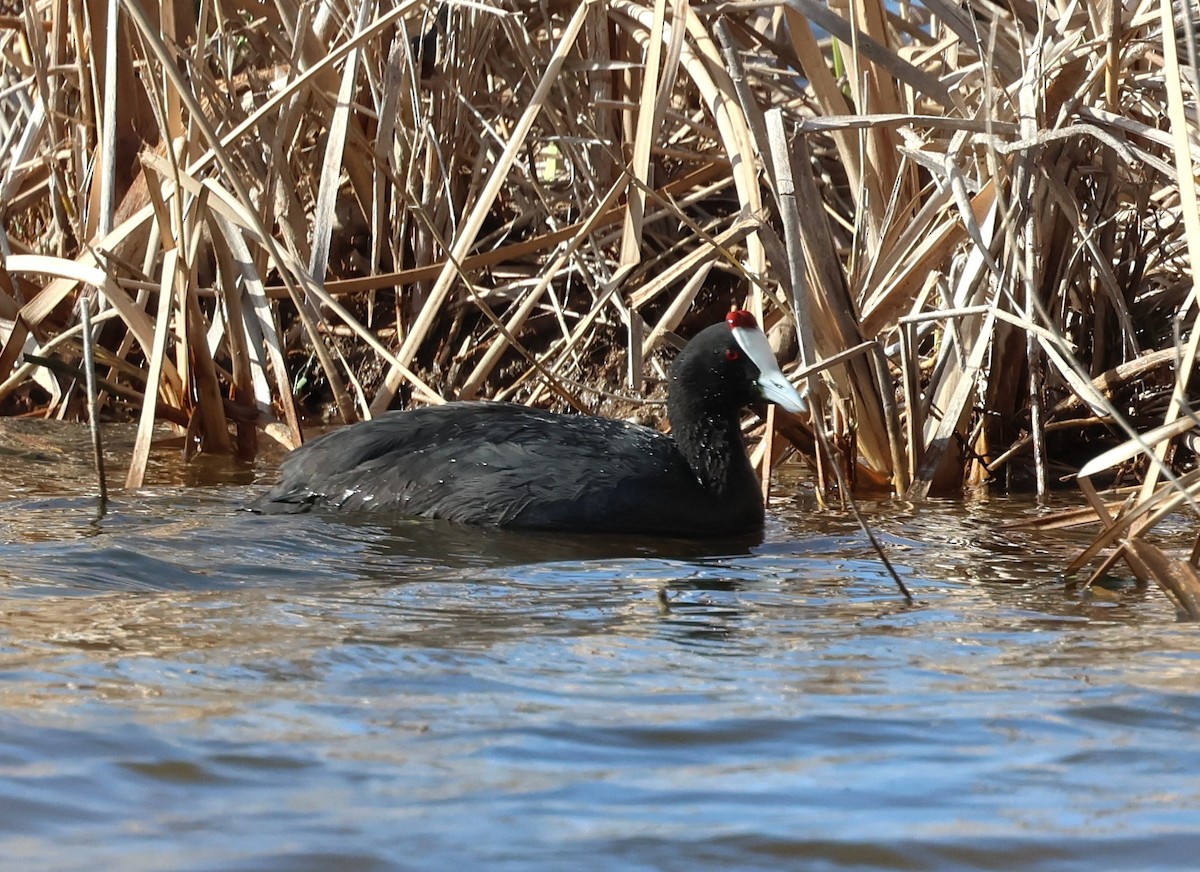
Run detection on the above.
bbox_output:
[252,402,762,535]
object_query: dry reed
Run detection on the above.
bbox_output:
[0,0,1198,613]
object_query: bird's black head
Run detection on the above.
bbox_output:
[668,310,807,421]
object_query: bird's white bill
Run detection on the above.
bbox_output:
[732,324,808,414]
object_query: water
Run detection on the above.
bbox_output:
[1,420,1198,871]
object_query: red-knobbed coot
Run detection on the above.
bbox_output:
[252,311,807,536]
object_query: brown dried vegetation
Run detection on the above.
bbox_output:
[0,0,1198,613]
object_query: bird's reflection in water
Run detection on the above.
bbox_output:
[297,512,770,653]
[355,513,764,570]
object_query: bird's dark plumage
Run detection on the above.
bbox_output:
[251,312,806,536]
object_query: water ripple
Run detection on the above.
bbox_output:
[0,434,1197,870]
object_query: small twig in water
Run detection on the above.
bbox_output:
[810,412,913,605]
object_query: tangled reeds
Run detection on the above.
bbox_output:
[0,0,1198,612]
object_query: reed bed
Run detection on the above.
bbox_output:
[0,0,1198,613]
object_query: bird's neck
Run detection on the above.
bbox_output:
[669,400,755,496]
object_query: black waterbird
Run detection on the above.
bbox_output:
[252,311,807,536]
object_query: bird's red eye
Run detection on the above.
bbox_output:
[725,348,740,361]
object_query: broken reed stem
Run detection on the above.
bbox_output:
[79,295,108,505]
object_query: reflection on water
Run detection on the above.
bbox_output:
[0,420,1198,871]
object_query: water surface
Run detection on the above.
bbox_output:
[1,420,1197,871]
